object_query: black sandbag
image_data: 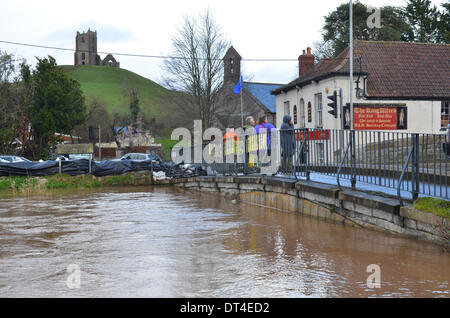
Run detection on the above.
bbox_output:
[61,159,90,176]
[91,160,155,177]
[0,160,60,177]
[0,159,207,178]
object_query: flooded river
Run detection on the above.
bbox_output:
[0,186,448,297]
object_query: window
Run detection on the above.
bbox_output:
[299,99,305,128]
[230,58,234,74]
[81,52,85,60]
[442,101,449,129]
[307,102,312,123]
[284,101,290,116]
[293,105,298,125]
[81,36,85,43]
[315,93,323,128]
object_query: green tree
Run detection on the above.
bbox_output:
[402,0,441,42]
[73,97,113,143]
[436,2,449,43]
[318,1,413,58]
[0,52,28,155]
[24,56,86,159]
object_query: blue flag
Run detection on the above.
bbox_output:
[233,76,243,95]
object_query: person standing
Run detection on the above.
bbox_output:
[244,116,255,130]
[255,115,276,163]
[243,116,256,169]
[280,114,295,172]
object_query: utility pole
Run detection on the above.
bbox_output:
[349,0,356,189]
[350,0,354,130]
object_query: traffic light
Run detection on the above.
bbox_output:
[327,90,338,118]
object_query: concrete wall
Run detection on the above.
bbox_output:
[169,176,449,247]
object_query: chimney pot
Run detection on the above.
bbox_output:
[298,47,315,77]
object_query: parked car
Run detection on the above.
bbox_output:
[120,153,162,163]
[54,155,70,161]
[0,155,32,163]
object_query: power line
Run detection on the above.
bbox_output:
[0,40,299,62]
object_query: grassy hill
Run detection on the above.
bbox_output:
[60,65,172,123]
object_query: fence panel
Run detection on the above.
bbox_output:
[168,127,449,201]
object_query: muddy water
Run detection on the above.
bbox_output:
[0,186,448,298]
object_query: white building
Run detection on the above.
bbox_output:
[271,41,450,134]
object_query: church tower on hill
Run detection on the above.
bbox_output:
[74,29,119,67]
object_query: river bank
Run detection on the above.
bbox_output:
[173,176,450,248]
[0,172,153,196]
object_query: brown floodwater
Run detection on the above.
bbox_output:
[0,186,448,298]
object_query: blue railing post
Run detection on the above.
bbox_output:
[350,129,356,189]
[412,133,419,201]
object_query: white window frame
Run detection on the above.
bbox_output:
[315,93,323,128]
[284,101,290,117]
[441,101,449,129]
[299,98,305,128]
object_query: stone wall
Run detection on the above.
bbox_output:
[167,176,449,247]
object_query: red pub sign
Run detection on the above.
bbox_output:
[343,105,407,130]
[295,130,330,141]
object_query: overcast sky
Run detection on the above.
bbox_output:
[0,0,444,85]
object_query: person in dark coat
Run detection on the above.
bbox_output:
[280,114,295,172]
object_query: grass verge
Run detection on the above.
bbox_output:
[413,197,450,219]
[0,172,153,196]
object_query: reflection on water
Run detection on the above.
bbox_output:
[0,186,448,297]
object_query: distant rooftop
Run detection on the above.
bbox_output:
[243,82,283,113]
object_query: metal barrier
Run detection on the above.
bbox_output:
[167,127,449,203]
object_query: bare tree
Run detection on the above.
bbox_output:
[161,9,230,129]
[0,52,29,155]
[312,40,334,62]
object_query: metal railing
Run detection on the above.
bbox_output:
[165,127,449,203]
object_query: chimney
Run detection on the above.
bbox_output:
[298,47,315,77]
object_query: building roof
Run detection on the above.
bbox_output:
[243,82,282,113]
[272,40,450,100]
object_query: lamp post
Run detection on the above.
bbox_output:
[349,0,356,189]
[350,0,353,130]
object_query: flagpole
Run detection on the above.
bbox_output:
[240,76,244,128]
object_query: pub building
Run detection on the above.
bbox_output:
[271,41,449,135]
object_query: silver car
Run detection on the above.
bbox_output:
[0,155,32,163]
[120,153,161,162]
